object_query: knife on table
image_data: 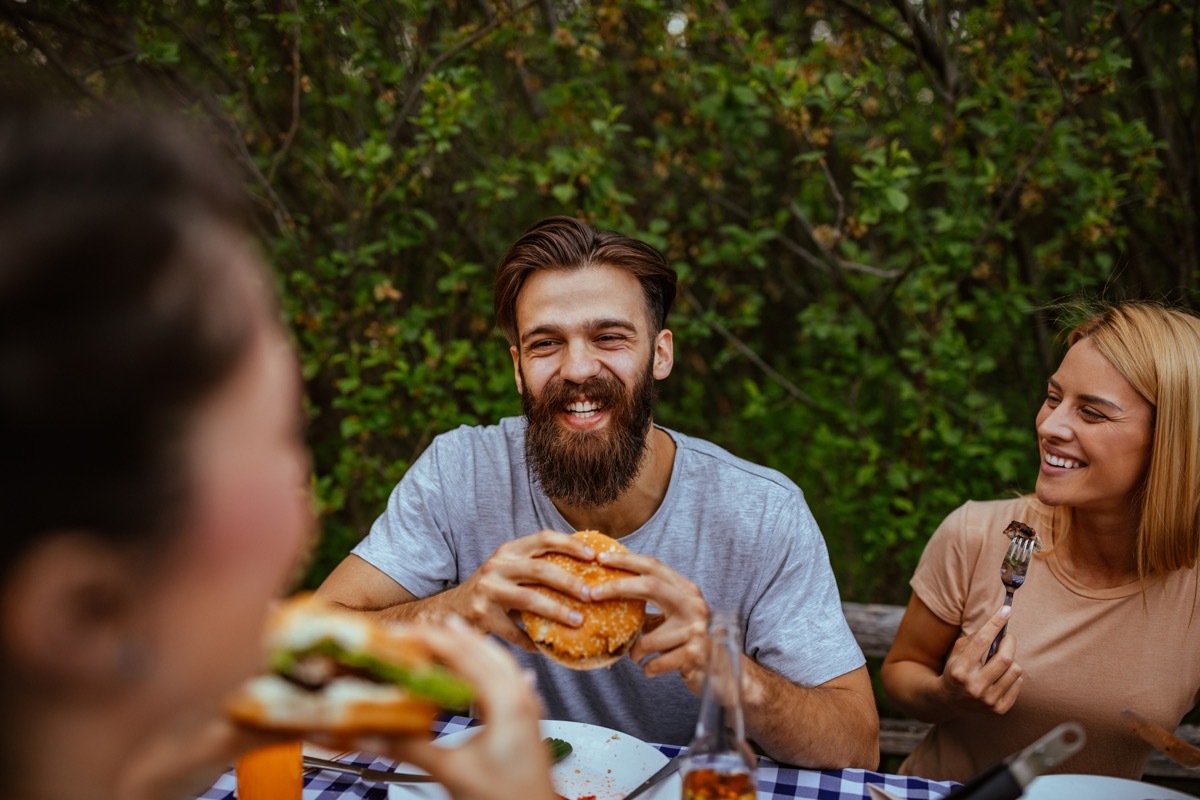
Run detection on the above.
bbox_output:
[620,753,686,800]
[302,754,436,783]
[304,735,575,786]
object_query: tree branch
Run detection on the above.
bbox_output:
[681,287,818,408]
[389,0,539,141]
[267,5,303,185]
[0,2,100,102]
[886,0,958,101]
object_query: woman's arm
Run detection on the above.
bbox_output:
[880,594,1023,724]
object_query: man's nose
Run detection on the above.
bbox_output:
[559,340,602,384]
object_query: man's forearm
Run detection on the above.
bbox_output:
[741,659,880,770]
[372,589,462,623]
[312,553,462,625]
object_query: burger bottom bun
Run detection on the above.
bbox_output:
[530,633,639,670]
[520,586,646,671]
[226,675,437,736]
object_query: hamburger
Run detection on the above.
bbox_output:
[520,530,646,670]
[226,593,472,736]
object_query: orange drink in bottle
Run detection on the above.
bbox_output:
[235,741,302,800]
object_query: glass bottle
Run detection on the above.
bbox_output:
[680,609,756,800]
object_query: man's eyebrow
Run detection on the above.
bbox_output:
[1046,377,1125,412]
[519,318,638,343]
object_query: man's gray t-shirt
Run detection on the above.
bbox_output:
[352,416,863,746]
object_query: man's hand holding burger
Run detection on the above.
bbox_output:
[585,548,711,691]
[447,530,599,650]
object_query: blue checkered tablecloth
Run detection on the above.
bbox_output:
[194,715,959,800]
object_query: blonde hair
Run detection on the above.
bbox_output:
[1066,302,1200,576]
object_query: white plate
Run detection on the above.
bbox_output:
[1023,774,1196,799]
[388,719,683,800]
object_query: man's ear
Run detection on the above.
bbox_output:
[1,532,145,696]
[510,344,525,395]
[652,329,674,380]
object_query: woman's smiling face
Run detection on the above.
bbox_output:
[1035,337,1155,518]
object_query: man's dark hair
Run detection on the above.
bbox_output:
[0,99,257,577]
[493,216,677,344]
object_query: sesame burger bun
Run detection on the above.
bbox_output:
[520,530,646,670]
[226,593,472,737]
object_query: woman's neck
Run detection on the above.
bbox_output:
[1058,507,1141,588]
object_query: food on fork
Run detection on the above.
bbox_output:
[226,593,472,735]
[986,521,1039,661]
[520,530,646,670]
[1001,519,1043,551]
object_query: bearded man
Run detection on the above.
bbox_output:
[315,216,879,769]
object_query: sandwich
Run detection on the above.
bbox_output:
[226,593,472,735]
[520,530,646,670]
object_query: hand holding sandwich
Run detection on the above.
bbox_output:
[586,548,710,691]
[361,616,557,800]
[443,530,599,651]
[215,595,556,800]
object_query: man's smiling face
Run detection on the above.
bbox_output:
[511,263,672,507]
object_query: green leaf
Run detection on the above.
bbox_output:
[885,187,910,212]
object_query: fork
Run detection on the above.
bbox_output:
[986,532,1036,662]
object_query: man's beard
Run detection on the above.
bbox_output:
[522,356,657,508]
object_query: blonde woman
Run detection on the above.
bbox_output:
[881,302,1200,782]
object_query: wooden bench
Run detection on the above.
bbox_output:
[841,601,1200,779]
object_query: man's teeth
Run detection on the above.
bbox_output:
[1045,454,1083,469]
[565,401,602,417]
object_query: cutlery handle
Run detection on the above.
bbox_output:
[986,591,1015,662]
[986,624,1007,662]
[942,759,1023,800]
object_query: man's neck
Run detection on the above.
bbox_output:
[552,426,676,538]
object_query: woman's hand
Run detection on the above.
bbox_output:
[353,616,557,800]
[882,595,1024,724]
[123,617,556,800]
[938,606,1023,715]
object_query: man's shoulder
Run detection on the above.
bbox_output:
[666,427,799,496]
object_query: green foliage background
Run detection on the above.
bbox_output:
[4,0,1196,603]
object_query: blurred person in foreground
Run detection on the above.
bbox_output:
[881,301,1200,782]
[316,215,880,769]
[0,99,555,800]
